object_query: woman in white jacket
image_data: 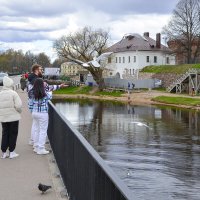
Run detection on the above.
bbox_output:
[0,76,22,159]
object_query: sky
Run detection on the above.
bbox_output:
[0,0,179,61]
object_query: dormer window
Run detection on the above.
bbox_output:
[126,35,134,40]
[127,45,132,49]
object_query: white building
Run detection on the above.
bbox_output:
[106,32,175,78]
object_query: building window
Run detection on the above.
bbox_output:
[119,57,121,63]
[130,69,131,74]
[123,57,125,63]
[154,56,157,63]
[116,57,118,63]
[108,57,111,63]
[128,56,130,63]
[110,72,113,76]
[146,56,150,63]
[134,56,136,62]
[132,69,134,74]
[166,57,170,64]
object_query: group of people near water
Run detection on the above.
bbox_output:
[0,64,67,159]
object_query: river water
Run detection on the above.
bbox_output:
[55,99,200,200]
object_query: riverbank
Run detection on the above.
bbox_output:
[53,89,200,110]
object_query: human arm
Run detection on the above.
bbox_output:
[13,92,22,113]
[44,82,69,92]
[46,91,53,100]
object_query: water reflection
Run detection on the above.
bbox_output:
[55,100,200,200]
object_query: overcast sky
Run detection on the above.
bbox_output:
[0,0,179,60]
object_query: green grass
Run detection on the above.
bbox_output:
[152,87,166,91]
[78,86,93,94]
[152,96,200,106]
[141,64,200,74]
[53,86,124,97]
[95,90,124,97]
[53,86,93,94]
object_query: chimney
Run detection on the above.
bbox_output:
[156,33,161,48]
[143,32,149,37]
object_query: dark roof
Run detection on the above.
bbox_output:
[107,34,171,53]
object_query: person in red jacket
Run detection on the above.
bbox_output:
[24,72,29,79]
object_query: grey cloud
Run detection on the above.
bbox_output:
[0,0,178,18]
[77,0,179,15]
[0,30,49,42]
[0,16,29,22]
[0,0,179,43]
[0,14,69,36]
[0,27,57,33]
[0,0,76,17]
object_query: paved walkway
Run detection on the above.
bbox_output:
[0,91,59,200]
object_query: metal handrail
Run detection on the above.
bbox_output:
[48,102,133,200]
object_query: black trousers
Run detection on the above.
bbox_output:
[1,121,19,152]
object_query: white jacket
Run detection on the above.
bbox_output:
[0,76,22,122]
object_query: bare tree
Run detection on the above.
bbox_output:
[24,51,36,71]
[52,57,67,68]
[163,0,200,64]
[53,27,110,90]
[35,52,51,67]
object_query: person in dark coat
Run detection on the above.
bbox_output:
[20,74,27,91]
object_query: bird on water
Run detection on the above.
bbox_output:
[130,122,151,129]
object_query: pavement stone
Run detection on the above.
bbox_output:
[0,91,59,200]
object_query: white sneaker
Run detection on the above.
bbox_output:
[9,151,19,159]
[29,140,34,145]
[37,149,49,155]
[33,147,38,153]
[1,152,8,159]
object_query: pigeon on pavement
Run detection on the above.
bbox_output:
[38,183,52,194]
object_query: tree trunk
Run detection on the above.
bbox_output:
[93,77,105,91]
[187,47,192,64]
[97,78,105,91]
[88,67,105,91]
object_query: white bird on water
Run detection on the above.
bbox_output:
[130,122,151,129]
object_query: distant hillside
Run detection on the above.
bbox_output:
[141,64,200,74]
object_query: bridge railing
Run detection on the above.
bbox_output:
[48,101,132,200]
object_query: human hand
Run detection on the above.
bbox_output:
[60,83,69,88]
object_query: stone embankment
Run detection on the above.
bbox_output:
[139,72,182,88]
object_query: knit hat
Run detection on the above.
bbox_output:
[3,76,14,88]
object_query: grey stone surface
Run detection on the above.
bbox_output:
[0,92,59,200]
